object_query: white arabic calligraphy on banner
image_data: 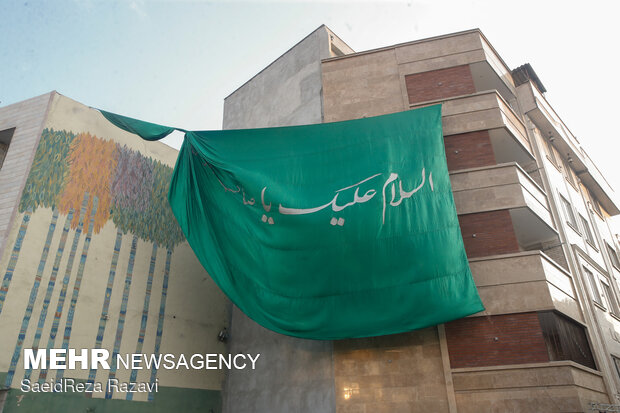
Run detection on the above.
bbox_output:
[215,169,433,226]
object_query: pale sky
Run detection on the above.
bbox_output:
[2,0,619,207]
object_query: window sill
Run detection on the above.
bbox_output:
[591,207,604,221]
[586,240,599,251]
[566,177,579,192]
[566,221,581,235]
[593,301,607,312]
[547,156,562,173]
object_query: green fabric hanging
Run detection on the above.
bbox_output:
[101,105,484,339]
[99,110,177,141]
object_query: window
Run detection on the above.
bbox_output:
[561,157,577,187]
[606,243,620,269]
[613,356,620,380]
[579,214,596,247]
[560,195,578,230]
[538,311,596,370]
[601,278,620,315]
[0,128,15,169]
[587,189,604,218]
[592,199,603,217]
[583,266,602,305]
[546,139,558,166]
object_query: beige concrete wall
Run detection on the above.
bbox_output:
[334,327,451,413]
[453,362,608,412]
[322,30,517,125]
[0,94,229,402]
[469,251,582,321]
[451,163,550,223]
[322,47,405,122]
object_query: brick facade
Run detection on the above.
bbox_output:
[444,130,496,171]
[458,210,521,258]
[445,312,549,368]
[406,65,476,104]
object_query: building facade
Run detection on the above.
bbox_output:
[2,26,620,413]
[223,26,620,412]
[0,93,229,412]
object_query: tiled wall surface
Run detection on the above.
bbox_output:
[0,93,52,256]
[334,327,450,413]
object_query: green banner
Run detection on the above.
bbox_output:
[101,105,483,339]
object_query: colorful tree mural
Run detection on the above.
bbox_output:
[102,145,155,393]
[0,129,74,316]
[146,160,185,250]
[59,132,117,233]
[38,133,117,383]
[73,144,186,399]
[3,129,75,387]
[110,144,154,232]
[2,127,186,395]
[130,159,184,400]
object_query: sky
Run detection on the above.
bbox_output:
[2,0,619,199]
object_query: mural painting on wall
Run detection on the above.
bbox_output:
[0,128,185,401]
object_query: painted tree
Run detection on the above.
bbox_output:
[59,132,117,233]
[97,148,186,399]
[84,144,156,394]
[142,159,186,401]
[0,129,74,316]
[4,128,188,390]
[3,129,75,387]
[110,144,154,234]
[40,133,117,382]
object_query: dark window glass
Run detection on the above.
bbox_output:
[546,140,557,165]
[562,158,576,187]
[587,189,603,217]
[0,128,15,169]
[538,311,596,370]
[583,267,602,305]
[602,281,620,315]
[593,199,603,217]
[607,243,620,269]
[560,195,578,229]
[613,356,620,380]
[579,214,596,247]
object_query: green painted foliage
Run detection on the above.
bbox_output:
[19,129,75,213]
[145,160,185,250]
